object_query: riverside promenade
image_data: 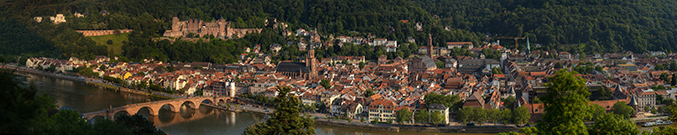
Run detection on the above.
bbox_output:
[0,64,183,99]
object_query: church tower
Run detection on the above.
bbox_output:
[306,49,318,80]
[428,34,434,57]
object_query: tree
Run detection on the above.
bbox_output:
[500,109,512,125]
[502,96,516,109]
[99,65,107,71]
[372,117,380,124]
[436,61,444,68]
[512,106,530,126]
[424,93,461,110]
[473,107,487,126]
[395,108,412,125]
[652,106,658,114]
[358,62,365,69]
[656,64,666,70]
[660,73,670,82]
[243,86,315,135]
[107,39,113,45]
[672,73,677,86]
[91,119,133,135]
[364,89,375,97]
[115,114,166,135]
[486,109,499,124]
[414,109,429,123]
[588,113,639,135]
[38,109,93,135]
[589,104,606,121]
[611,102,634,119]
[492,67,503,74]
[554,62,563,69]
[361,117,366,123]
[320,79,331,89]
[430,110,445,125]
[457,107,472,125]
[0,70,55,134]
[538,70,590,134]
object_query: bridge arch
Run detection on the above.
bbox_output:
[113,110,130,120]
[136,107,155,116]
[181,101,198,110]
[160,103,177,113]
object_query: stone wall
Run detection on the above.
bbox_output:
[77,29,133,37]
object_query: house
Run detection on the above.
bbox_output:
[368,99,397,122]
[463,92,485,108]
[638,91,656,110]
[559,52,571,60]
[447,42,474,49]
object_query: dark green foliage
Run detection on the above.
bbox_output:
[435,61,444,69]
[243,86,315,135]
[491,67,503,74]
[414,109,429,124]
[91,119,133,135]
[430,110,444,125]
[114,114,165,135]
[539,70,590,134]
[512,106,530,126]
[424,93,461,110]
[395,108,412,124]
[364,89,375,97]
[38,109,93,135]
[413,0,677,53]
[502,96,516,109]
[0,19,55,56]
[103,75,125,85]
[320,79,331,89]
[481,49,501,60]
[590,86,613,101]
[660,73,671,83]
[656,64,666,70]
[0,70,55,134]
[672,74,677,86]
[588,113,639,135]
[612,101,634,119]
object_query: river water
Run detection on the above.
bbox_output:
[29,74,490,135]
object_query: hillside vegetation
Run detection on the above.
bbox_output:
[1,0,675,62]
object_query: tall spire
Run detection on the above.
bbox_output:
[526,36,531,52]
[428,33,433,58]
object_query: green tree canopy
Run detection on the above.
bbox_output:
[244,86,315,135]
[538,70,591,134]
[430,110,445,125]
[512,106,531,126]
[395,108,412,125]
[613,101,635,119]
[588,113,639,135]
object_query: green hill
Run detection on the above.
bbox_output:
[88,33,129,55]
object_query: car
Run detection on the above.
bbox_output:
[466,122,476,127]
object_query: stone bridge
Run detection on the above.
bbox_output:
[83,96,233,121]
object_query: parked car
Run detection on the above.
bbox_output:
[466,122,476,127]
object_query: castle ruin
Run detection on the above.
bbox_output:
[163,17,262,39]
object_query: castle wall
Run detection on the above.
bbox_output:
[164,17,261,39]
[77,29,133,37]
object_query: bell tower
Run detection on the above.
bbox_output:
[306,50,318,80]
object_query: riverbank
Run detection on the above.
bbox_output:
[0,64,179,99]
[207,98,519,134]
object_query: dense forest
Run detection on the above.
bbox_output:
[412,0,677,54]
[1,0,676,62]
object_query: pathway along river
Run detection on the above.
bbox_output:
[29,74,493,135]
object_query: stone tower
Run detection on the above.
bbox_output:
[428,34,434,57]
[306,49,318,80]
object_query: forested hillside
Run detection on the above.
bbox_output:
[412,0,677,53]
[1,0,676,62]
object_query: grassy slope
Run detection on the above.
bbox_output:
[88,33,129,55]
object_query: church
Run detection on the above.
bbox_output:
[275,50,319,80]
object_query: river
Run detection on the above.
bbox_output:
[29,74,491,135]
